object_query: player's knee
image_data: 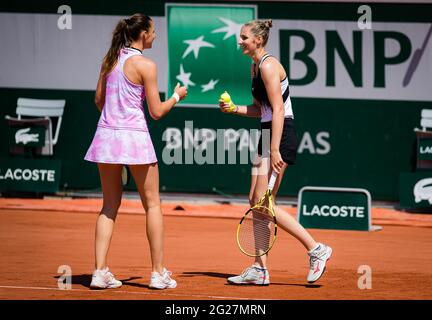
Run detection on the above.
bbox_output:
[145,203,162,214]
[144,201,161,213]
[101,200,121,218]
[142,192,161,211]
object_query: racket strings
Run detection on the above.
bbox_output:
[238,206,276,256]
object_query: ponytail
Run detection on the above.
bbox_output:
[101,14,152,76]
[101,19,129,76]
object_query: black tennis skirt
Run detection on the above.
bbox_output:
[257,118,298,165]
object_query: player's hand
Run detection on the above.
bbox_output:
[174,82,187,101]
[270,150,284,174]
[219,99,233,113]
[219,100,237,114]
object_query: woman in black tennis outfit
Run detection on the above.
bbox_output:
[219,19,332,285]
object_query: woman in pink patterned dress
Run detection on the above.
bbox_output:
[84,13,187,290]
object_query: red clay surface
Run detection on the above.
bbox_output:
[0,197,431,300]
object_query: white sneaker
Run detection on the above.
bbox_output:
[90,267,122,289]
[307,243,332,283]
[149,268,177,289]
[227,266,270,285]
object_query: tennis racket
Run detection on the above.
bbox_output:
[236,171,278,257]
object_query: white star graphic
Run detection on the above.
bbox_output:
[201,79,219,93]
[176,64,195,88]
[182,35,215,59]
[211,17,243,47]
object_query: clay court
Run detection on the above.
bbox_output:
[0,197,431,300]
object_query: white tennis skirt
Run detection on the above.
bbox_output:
[84,126,157,165]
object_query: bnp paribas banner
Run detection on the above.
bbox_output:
[272,20,432,101]
[166,4,256,106]
[164,7,432,104]
[1,8,431,101]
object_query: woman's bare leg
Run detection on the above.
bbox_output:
[271,163,317,251]
[129,163,164,274]
[251,159,318,270]
[95,163,123,270]
[249,157,271,269]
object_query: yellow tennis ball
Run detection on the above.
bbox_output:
[220,91,235,112]
[220,91,231,103]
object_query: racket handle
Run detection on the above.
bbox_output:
[268,170,278,191]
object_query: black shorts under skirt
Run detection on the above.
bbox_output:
[257,118,298,165]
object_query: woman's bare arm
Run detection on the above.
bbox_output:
[94,67,106,112]
[139,58,186,120]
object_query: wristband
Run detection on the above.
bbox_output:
[172,92,180,103]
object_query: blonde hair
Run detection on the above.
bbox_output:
[243,19,273,46]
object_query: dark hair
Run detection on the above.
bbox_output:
[244,19,273,46]
[101,13,152,75]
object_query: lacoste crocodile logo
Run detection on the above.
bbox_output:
[414,178,432,204]
[15,128,39,145]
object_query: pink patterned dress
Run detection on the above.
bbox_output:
[85,47,157,165]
